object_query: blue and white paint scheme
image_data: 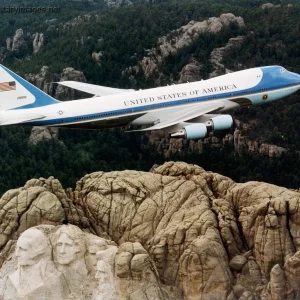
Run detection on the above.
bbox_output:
[0,64,299,139]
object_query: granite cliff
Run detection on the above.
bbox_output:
[0,162,299,299]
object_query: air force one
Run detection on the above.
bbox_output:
[0,64,300,139]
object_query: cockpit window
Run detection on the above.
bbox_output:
[280,68,287,73]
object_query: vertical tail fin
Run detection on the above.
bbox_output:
[0,64,60,111]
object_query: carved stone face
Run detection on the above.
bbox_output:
[16,238,36,266]
[15,228,50,267]
[85,240,108,276]
[56,233,77,265]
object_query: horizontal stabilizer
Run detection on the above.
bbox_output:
[127,101,225,131]
[56,81,135,96]
[0,112,46,125]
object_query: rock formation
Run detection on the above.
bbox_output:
[25,66,56,95]
[104,0,133,7]
[261,3,281,9]
[147,127,286,159]
[28,126,59,145]
[92,51,103,65]
[55,67,87,100]
[178,57,203,83]
[32,32,44,54]
[6,38,12,51]
[11,29,25,51]
[122,14,245,83]
[209,36,245,78]
[0,162,299,299]
[62,14,100,30]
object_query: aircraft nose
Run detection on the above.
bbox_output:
[288,71,300,85]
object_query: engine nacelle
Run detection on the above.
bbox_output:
[170,115,233,140]
[170,123,207,140]
[205,115,233,131]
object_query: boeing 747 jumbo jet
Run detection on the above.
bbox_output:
[0,64,299,139]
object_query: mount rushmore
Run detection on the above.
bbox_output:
[0,161,299,299]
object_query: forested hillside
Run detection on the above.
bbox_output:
[0,0,300,194]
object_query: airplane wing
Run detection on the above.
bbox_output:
[56,81,135,96]
[127,101,225,131]
[0,113,46,125]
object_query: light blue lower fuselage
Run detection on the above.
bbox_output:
[4,65,300,129]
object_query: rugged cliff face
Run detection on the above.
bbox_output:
[122,13,245,84]
[0,162,299,299]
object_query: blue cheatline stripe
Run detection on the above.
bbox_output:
[14,65,300,126]
[27,83,300,127]
[0,64,60,109]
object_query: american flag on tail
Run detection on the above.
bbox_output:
[0,81,16,92]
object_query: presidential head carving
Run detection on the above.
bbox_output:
[16,228,51,266]
[51,225,86,265]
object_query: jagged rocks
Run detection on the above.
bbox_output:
[261,3,281,9]
[62,14,99,30]
[25,66,56,94]
[25,65,86,100]
[209,36,245,78]
[123,13,245,83]
[92,51,103,65]
[178,58,203,83]
[32,32,44,54]
[0,162,300,299]
[11,29,25,51]
[233,129,287,158]
[157,14,245,58]
[28,127,59,145]
[55,67,87,100]
[5,29,44,55]
[104,0,133,7]
[5,38,12,51]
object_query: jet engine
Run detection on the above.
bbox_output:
[205,115,233,131]
[170,115,233,140]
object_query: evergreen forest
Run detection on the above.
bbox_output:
[0,0,300,195]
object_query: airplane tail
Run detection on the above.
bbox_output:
[0,64,60,111]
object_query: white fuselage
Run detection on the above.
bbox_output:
[3,65,300,130]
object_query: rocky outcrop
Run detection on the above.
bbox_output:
[6,29,45,54]
[157,14,244,58]
[104,0,133,7]
[123,14,245,83]
[11,29,25,51]
[0,162,299,299]
[25,66,56,94]
[178,57,203,83]
[55,67,87,100]
[261,3,281,9]
[62,14,99,30]
[32,32,44,53]
[5,38,12,51]
[209,36,245,78]
[233,129,287,157]
[76,35,94,46]
[92,51,103,65]
[28,127,59,145]
[147,128,287,158]
[25,65,87,100]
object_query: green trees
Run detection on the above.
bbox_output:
[0,0,300,194]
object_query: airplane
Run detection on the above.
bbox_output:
[0,64,299,140]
